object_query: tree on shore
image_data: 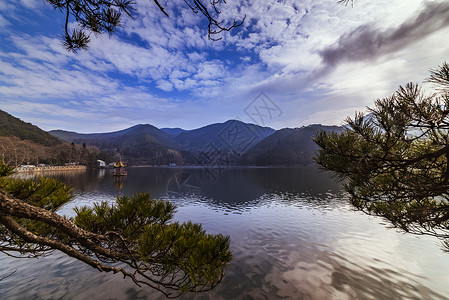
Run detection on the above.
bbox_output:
[314,62,449,251]
[0,164,232,297]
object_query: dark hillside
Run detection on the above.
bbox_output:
[242,124,344,165]
[50,124,180,165]
[0,110,62,146]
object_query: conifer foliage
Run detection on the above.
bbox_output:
[314,62,449,251]
[0,165,232,297]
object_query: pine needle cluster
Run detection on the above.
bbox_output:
[0,164,232,297]
[314,62,449,251]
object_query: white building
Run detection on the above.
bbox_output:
[97,160,106,168]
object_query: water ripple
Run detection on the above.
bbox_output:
[1,167,449,299]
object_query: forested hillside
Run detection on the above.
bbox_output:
[241,125,344,165]
[0,110,108,166]
[0,110,62,146]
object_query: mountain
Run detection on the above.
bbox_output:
[160,127,187,136]
[51,124,171,142]
[0,109,62,146]
[175,120,275,154]
[47,122,343,166]
[0,109,110,166]
[0,109,344,167]
[49,124,181,165]
[50,124,174,146]
[48,130,83,143]
[242,124,344,166]
[50,121,275,165]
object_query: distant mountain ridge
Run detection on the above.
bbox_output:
[174,120,275,154]
[0,108,346,166]
[48,121,343,166]
[160,128,187,136]
[49,120,276,165]
[50,124,178,165]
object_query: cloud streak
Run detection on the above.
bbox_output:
[318,1,449,74]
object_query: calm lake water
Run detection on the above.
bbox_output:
[1,166,449,299]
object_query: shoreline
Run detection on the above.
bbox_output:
[127,164,317,169]
[14,165,88,173]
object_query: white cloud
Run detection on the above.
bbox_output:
[1,0,449,132]
[18,0,42,9]
[157,80,174,91]
[0,15,10,28]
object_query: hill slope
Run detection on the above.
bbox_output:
[50,124,180,165]
[242,124,344,165]
[0,110,62,146]
[0,110,108,166]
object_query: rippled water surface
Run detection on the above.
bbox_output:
[1,167,449,299]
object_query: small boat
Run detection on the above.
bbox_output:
[113,160,127,176]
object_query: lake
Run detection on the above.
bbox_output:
[1,166,449,299]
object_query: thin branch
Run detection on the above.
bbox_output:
[153,0,169,17]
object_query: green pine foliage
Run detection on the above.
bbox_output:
[73,193,232,292]
[0,163,232,295]
[0,164,15,177]
[314,62,449,250]
[0,167,74,255]
[1,177,73,211]
[73,193,177,236]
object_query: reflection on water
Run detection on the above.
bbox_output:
[113,175,127,192]
[10,168,88,181]
[1,166,449,299]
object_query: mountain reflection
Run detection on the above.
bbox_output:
[4,167,449,300]
[46,166,345,210]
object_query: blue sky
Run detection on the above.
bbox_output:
[1,0,449,133]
